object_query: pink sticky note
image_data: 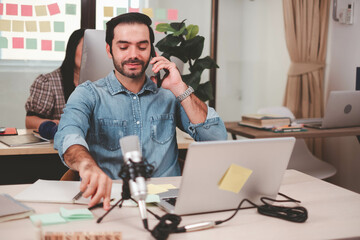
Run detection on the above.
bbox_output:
[129,8,139,13]
[167,9,178,20]
[48,3,60,15]
[6,3,18,16]
[0,3,3,15]
[41,40,52,51]
[21,5,32,17]
[13,37,24,49]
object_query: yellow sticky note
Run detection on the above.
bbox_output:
[218,164,252,193]
[25,21,37,32]
[147,184,169,195]
[142,8,153,18]
[156,184,176,190]
[0,19,11,31]
[12,20,24,32]
[104,6,113,17]
[35,5,47,16]
[39,21,51,32]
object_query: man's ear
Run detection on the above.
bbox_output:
[105,44,112,59]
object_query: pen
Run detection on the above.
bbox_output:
[72,191,83,203]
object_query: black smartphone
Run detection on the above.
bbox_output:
[151,47,169,88]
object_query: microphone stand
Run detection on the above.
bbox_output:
[96,159,154,227]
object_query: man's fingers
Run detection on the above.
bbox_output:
[103,179,113,210]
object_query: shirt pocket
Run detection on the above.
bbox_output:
[98,118,127,151]
[150,114,175,144]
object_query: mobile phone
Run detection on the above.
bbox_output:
[151,47,169,88]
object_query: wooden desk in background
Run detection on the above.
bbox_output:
[225,121,360,139]
[0,170,359,239]
[0,129,194,185]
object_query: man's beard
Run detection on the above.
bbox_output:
[113,57,150,79]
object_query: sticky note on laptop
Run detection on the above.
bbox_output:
[218,164,253,193]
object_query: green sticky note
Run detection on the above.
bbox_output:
[30,213,67,226]
[117,8,127,15]
[66,4,76,15]
[155,8,166,20]
[0,37,8,48]
[218,164,253,193]
[26,38,37,49]
[54,41,65,51]
[60,207,94,221]
[54,21,64,32]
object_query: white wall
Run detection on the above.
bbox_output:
[324,0,360,193]
[216,0,290,121]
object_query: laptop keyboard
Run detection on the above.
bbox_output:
[164,197,177,206]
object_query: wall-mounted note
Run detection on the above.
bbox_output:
[13,37,24,49]
[0,37,8,48]
[6,3,18,16]
[129,8,139,13]
[54,21,64,32]
[167,9,178,21]
[66,4,76,15]
[26,39,37,50]
[39,21,51,32]
[155,8,166,20]
[117,8,126,15]
[54,41,65,52]
[25,21,37,32]
[104,7,113,17]
[0,19,11,31]
[41,40,52,51]
[48,3,60,15]
[12,20,24,32]
[142,8,153,18]
[35,5,47,16]
[218,164,253,194]
[21,5,32,17]
[0,3,3,15]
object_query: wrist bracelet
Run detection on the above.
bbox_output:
[176,86,194,102]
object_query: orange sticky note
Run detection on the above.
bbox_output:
[35,5,47,16]
[142,8,153,18]
[218,164,252,193]
[39,21,51,32]
[12,20,24,32]
[25,21,37,32]
[103,6,113,17]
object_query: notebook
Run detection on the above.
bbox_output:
[156,137,295,215]
[0,134,50,147]
[296,90,360,129]
[0,194,35,222]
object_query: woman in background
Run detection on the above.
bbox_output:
[25,29,85,129]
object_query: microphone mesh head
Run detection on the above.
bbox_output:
[120,135,141,156]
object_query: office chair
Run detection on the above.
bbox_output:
[257,106,337,179]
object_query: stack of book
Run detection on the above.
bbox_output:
[239,114,291,129]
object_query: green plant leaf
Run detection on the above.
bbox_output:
[192,56,219,72]
[173,26,187,37]
[156,35,181,50]
[155,23,176,33]
[195,81,214,102]
[170,20,186,31]
[181,36,204,60]
[186,25,199,40]
[181,71,202,89]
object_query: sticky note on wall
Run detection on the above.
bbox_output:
[13,37,24,49]
[35,5,47,16]
[21,5,33,17]
[48,3,60,15]
[155,9,166,20]
[26,38,37,49]
[66,4,76,15]
[167,9,178,20]
[104,7,113,17]
[6,3,18,16]
[142,8,153,18]
[25,21,37,32]
[41,40,52,51]
[39,21,51,32]
[218,164,253,193]
[117,8,126,15]
[0,3,3,15]
[12,20,24,32]
[0,19,11,31]
[0,37,8,48]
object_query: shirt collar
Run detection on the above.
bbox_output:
[105,71,158,95]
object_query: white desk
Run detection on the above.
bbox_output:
[0,170,359,239]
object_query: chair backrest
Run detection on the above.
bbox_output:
[79,29,184,84]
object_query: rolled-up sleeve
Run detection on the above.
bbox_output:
[54,82,94,165]
[179,105,228,141]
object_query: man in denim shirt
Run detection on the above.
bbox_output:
[54,13,227,210]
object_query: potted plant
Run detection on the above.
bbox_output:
[155,20,219,102]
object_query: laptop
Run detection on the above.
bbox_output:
[297,90,360,129]
[156,137,295,215]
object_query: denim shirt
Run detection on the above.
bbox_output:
[54,71,227,179]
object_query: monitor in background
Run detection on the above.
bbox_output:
[79,29,184,85]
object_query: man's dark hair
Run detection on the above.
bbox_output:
[60,28,85,102]
[105,12,155,55]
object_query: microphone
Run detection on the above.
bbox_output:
[119,135,148,229]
